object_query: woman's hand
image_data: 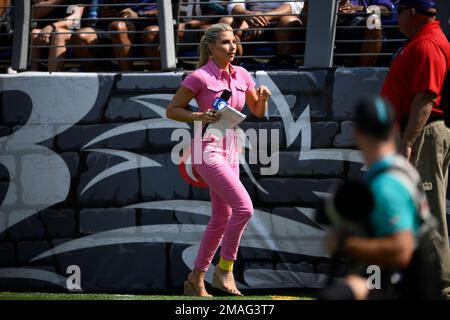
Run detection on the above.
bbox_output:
[256,85,271,101]
[197,109,221,124]
[245,85,271,118]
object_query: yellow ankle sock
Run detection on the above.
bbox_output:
[218,258,234,271]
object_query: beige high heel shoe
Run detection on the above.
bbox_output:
[183,280,213,297]
[211,267,243,296]
[183,281,196,296]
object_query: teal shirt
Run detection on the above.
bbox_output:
[365,155,420,237]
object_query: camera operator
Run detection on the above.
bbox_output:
[318,97,443,300]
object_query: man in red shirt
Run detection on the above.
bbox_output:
[381,0,450,298]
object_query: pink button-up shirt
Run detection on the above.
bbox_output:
[181,59,256,113]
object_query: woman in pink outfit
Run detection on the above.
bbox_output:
[166,23,271,297]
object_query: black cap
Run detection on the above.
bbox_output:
[333,180,374,223]
[354,96,396,140]
[315,179,374,232]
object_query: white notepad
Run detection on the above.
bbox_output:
[206,105,247,138]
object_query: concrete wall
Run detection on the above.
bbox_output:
[0,69,446,293]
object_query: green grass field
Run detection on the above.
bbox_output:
[0,290,317,300]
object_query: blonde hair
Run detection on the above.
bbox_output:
[197,23,233,68]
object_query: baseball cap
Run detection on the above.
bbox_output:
[397,0,438,16]
[354,96,396,140]
[315,179,374,232]
[328,179,374,231]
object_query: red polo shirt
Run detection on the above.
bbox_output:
[381,21,450,126]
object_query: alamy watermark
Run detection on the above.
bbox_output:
[366,264,404,290]
[65,5,83,30]
[366,5,383,30]
[366,265,381,290]
[170,121,280,176]
[66,264,82,291]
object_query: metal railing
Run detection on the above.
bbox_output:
[175,0,308,69]
[26,1,165,72]
[332,3,406,67]
[3,0,449,72]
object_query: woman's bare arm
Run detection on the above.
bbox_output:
[166,86,220,123]
[245,86,270,118]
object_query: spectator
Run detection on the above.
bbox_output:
[145,0,234,71]
[335,0,395,67]
[107,0,158,71]
[31,0,86,71]
[381,0,450,299]
[226,0,304,60]
[176,0,233,35]
[318,97,443,300]
[71,0,158,71]
[177,1,234,46]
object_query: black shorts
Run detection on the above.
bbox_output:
[335,15,368,54]
[242,19,305,57]
[88,27,113,59]
[125,17,157,32]
[90,18,157,60]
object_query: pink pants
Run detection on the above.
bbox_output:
[191,131,254,272]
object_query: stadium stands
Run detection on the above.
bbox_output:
[2,0,444,73]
